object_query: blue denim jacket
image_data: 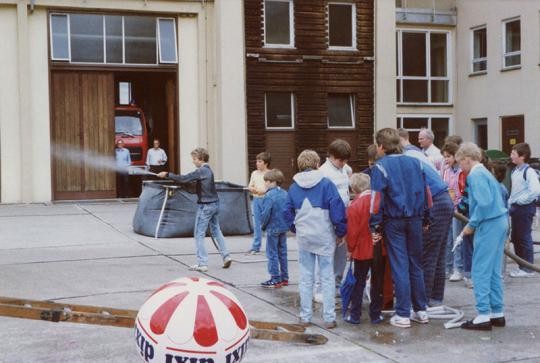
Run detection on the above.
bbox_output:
[260,186,289,233]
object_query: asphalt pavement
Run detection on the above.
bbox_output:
[1,201,539,363]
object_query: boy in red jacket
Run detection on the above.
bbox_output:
[345,173,385,324]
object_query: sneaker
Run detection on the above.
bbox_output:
[410,310,429,324]
[344,316,360,325]
[189,264,208,272]
[281,279,289,286]
[449,271,463,282]
[245,250,260,256]
[390,315,411,328]
[222,256,232,269]
[313,292,323,303]
[509,269,535,278]
[261,279,282,288]
[371,315,384,324]
[463,277,474,289]
[324,320,337,329]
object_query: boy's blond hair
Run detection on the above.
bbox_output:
[297,150,320,171]
[455,142,482,162]
[350,173,370,194]
[264,169,284,186]
[190,147,209,162]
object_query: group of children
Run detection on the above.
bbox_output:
[157,129,540,331]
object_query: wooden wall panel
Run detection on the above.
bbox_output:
[51,72,82,193]
[265,133,296,187]
[245,0,375,183]
[82,73,115,192]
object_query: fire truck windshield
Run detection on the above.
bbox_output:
[115,115,143,136]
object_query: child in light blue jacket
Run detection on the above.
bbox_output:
[285,150,347,329]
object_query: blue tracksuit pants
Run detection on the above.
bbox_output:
[471,214,508,316]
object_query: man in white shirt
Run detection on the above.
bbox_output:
[418,128,444,171]
[146,139,168,173]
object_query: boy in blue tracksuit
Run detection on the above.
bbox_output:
[369,128,432,328]
[285,150,347,329]
[259,169,289,288]
[456,142,508,331]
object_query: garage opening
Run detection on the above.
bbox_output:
[48,12,179,200]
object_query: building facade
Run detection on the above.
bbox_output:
[0,0,247,203]
[244,0,375,183]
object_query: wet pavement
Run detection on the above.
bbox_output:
[1,201,539,362]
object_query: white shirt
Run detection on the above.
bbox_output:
[509,164,540,205]
[319,158,350,207]
[423,144,444,171]
[146,147,167,166]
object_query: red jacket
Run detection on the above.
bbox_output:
[347,191,379,260]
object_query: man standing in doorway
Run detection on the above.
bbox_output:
[116,140,131,198]
[418,128,444,171]
[146,138,168,174]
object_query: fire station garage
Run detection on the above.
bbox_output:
[0,1,248,203]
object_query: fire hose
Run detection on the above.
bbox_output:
[453,211,540,273]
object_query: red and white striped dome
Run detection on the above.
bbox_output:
[135,277,250,363]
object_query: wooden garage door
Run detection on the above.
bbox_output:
[51,72,115,200]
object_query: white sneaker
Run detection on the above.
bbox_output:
[463,277,474,289]
[222,256,232,269]
[410,310,429,324]
[390,315,411,328]
[313,292,323,303]
[509,269,535,278]
[449,271,463,282]
[189,264,208,272]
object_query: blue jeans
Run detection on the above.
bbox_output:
[250,198,264,252]
[461,233,474,278]
[266,231,288,281]
[194,201,229,266]
[298,249,335,323]
[446,217,464,274]
[510,203,536,272]
[472,215,508,315]
[384,217,428,317]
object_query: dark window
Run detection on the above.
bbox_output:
[472,27,487,72]
[70,14,104,63]
[124,16,157,64]
[105,15,123,64]
[402,32,426,76]
[504,19,520,68]
[327,94,354,128]
[265,92,294,128]
[264,0,292,46]
[328,4,354,48]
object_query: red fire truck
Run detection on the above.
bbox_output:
[114,105,149,166]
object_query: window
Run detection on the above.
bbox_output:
[471,26,487,73]
[396,30,451,104]
[264,0,294,47]
[502,18,520,68]
[265,92,295,129]
[397,115,450,148]
[472,118,488,150]
[328,3,356,49]
[327,94,355,128]
[49,13,177,65]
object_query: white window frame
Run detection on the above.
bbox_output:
[396,29,452,105]
[327,93,355,129]
[264,92,296,130]
[327,2,357,51]
[263,0,295,48]
[50,13,71,61]
[502,17,521,70]
[396,114,453,136]
[157,17,178,64]
[49,13,177,66]
[470,25,487,74]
